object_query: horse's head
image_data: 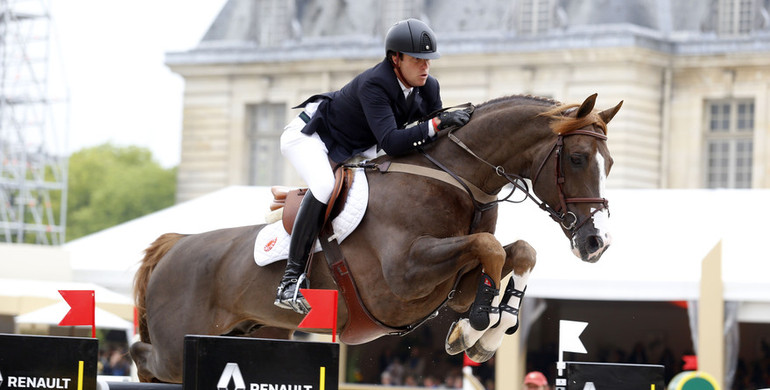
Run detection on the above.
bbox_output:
[530,94,622,263]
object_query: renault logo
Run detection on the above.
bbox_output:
[217,363,245,390]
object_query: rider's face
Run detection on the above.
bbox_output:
[393,53,431,87]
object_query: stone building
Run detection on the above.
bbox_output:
[167,0,770,202]
[163,1,770,387]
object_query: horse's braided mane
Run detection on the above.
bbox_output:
[476,94,607,136]
[476,94,560,110]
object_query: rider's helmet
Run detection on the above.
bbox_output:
[385,19,440,60]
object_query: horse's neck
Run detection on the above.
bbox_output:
[427,114,552,194]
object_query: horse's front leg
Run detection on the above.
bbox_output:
[447,240,536,362]
[383,232,506,301]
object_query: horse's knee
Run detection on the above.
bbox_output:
[470,233,506,283]
[508,240,537,276]
[472,233,506,260]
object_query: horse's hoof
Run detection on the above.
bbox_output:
[465,341,496,363]
[445,320,469,355]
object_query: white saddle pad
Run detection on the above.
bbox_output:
[254,169,368,266]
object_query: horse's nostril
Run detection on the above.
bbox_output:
[587,235,604,252]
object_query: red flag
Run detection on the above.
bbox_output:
[297,289,338,342]
[682,355,698,371]
[463,353,481,367]
[59,290,95,337]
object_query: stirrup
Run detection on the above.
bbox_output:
[274,274,311,314]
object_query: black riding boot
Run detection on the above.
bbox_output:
[274,191,327,314]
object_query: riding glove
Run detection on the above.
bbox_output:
[437,110,471,130]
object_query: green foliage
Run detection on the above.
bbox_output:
[66,143,176,241]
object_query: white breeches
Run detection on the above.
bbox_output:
[280,102,334,204]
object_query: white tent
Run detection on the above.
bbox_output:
[64,186,770,316]
[15,302,134,343]
[15,302,133,330]
[64,186,275,295]
[0,278,135,319]
[495,189,770,304]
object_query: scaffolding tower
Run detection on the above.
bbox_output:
[0,0,68,245]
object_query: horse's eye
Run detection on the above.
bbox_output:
[570,153,586,166]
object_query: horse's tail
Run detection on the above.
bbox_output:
[133,233,186,343]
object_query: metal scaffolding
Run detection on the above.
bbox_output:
[0,0,68,245]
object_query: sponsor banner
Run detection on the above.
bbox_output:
[183,336,338,390]
[556,361,665,390]
[0,334,97,390]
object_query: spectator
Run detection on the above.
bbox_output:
[524,371,549,390]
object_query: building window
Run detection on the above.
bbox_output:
[705,100,754,188]
[717,0,756,36]
[518,0,554,35]
[247,103,286,186]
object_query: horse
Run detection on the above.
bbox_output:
[130,93,622,383]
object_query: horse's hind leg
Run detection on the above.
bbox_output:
[447,240,536,362]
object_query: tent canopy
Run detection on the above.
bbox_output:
[64,186,770,304]
[0,278,134,318]
[14,302,133,331]
[495,189,770,303]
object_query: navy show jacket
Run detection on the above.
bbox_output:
[297,57,443,163]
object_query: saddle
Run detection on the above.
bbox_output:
[269,166,413,344]
[269,167,353,235]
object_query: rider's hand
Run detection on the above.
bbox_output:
[436,110,471,130]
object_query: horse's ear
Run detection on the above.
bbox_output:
[598,100,624,125]
[576,93,598,118]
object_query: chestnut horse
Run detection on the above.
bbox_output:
[130,94,622,383]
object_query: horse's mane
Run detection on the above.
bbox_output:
[476,94,607,136]
[539,103,608,135]
[476,94,560,110]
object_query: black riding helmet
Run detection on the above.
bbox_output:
[385,18,440,60]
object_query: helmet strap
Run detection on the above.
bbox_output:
[392,55,414,89]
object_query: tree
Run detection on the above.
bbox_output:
[66,143,176,241]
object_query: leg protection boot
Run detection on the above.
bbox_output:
[274,191,327,314]
[468,273,499,331]
[497,277,526,335]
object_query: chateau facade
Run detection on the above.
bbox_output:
[167,0,770,202]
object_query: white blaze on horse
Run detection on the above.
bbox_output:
[130,93,622,383]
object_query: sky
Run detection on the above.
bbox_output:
[51,0,228,168]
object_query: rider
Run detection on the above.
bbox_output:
[275,18,471,314]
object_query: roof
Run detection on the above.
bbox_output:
[64,186,770,304]
[165,0,770,66]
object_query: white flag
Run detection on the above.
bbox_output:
[559,320,588,354]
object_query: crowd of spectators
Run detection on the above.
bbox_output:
[98,347,132,376]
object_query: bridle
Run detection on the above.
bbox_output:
[529,129,609,232]
[422,111,610,237]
